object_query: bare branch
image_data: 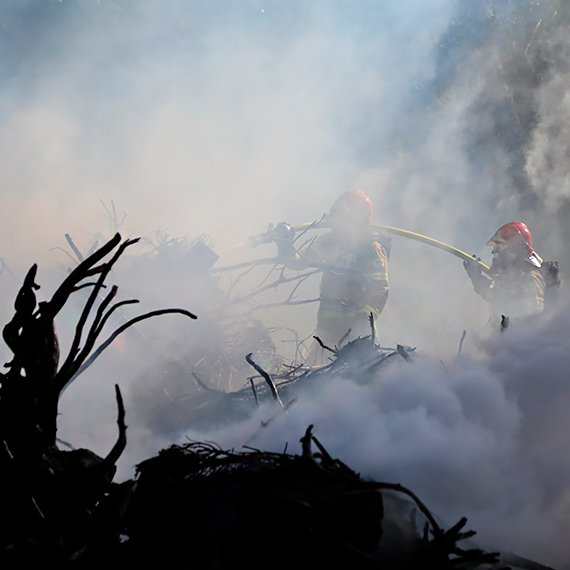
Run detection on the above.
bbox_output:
[245,353,283,407]
[68,291,139,380]
[313,336,337,355]
[362,481,442,537]
[101,384,127,473]
[62,308,197,393]
[72,282,103,293]
[65,234,84,263]
[249,378,259,405]
[0,258,17,281]
[369,312,376,347]
[234,269,320,305]
[212,258,281,273]
[396,344,413,362]
[452,330,467,371]
[192,372,218,393]
[300,424,314,460]
[55,236,140,384]
[47,233,122,318]
[48,246,78,264]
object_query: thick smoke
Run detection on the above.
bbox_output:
[174,302,570,568]
[1,0,569,567]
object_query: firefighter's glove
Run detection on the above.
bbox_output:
[463,255,482,281]
[248,224,276,248]
[271,222,294,241]
[272,222,296,258]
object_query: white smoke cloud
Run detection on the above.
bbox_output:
[526,25,570,213]
[169,302,570,568]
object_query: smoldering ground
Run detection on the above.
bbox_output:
[170,301,570,569]
[1,0,570,567]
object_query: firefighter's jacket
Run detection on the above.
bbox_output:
[469,261,545,319]
[284,229,391,344]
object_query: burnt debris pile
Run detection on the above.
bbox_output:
[0,235,552,569]
[133,331,417,435]
[122,425,506,570]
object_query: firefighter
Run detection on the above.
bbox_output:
[463,221,557,320]
[272,190,391,349]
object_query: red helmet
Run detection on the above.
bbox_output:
[486,221,533,254]
[329,190,373,225]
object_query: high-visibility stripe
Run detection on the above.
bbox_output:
[321,305,384,319]
[363,305,381,318]
[321,309,359,319]
[372,258,388,281]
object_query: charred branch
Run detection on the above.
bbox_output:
[48,233,122,318]
[65,233,84,263]
[259,396,297,428]
[0,232,199,476]
[245,352,283,407]
[243,295,320,318]
[100,385,127,476]
[100,199,127,234]
[231,268,320,305]
[369,312,376,347]
[300,424,315,460]
[452,329,467,371]
[213,257,280,273]
[66,308,197,391]
[55,236,139,384]
[396,344,414,362]
[192,371,220,393]
[249,378,260,405]
[313,335,337,355]
[337,327,352,349]
[0,258,17,281]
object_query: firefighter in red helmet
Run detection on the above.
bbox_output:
[272,190,391,351]
[464,221,549,320]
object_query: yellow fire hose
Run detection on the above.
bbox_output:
[291,221,491,275]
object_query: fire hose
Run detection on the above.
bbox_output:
[217,221,490,275]
[290,221,491,275]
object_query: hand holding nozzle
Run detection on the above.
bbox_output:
[463,254,484,281]
[248,224,275,247]
[248,223,295,252]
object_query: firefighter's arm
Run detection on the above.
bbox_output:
[541,261,560,307]
[273,224,329,270]
[248,222,301,266]
[541,260,560,290]
[271,222,297,261]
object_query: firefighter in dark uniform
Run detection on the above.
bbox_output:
[463,221,559,321]
[273,190,391,349]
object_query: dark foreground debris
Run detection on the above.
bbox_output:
[119,425,505,570]
[0,235,557,570]
[0,422,555,569]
